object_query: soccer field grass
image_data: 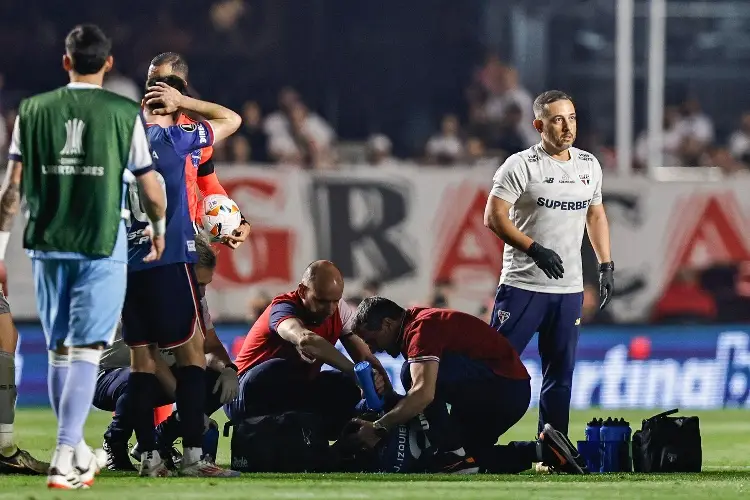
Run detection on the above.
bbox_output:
[3,408,749,499]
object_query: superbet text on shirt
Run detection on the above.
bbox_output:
[489,143,603,294]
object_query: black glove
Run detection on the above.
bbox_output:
[526,242,564,279]
[598,262,614,310]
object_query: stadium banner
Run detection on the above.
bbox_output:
[3,166,750,322]
[13,323,750,410]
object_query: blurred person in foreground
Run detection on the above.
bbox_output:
[348,296,587,474]
[483,90,614,440]
[225,261,391,439]
[1,24,166,488]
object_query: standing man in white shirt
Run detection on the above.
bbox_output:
[483,90,614,439]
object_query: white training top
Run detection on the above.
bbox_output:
[489,143,603,294]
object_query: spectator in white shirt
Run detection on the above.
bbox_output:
[678,98,714,145]
[365,134,401,167]
[634,106,684,168]
[425,114,463,165]
[264,86,300,138]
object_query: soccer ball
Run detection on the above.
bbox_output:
[200,194,242,242]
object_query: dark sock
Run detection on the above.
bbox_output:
[175,365,206,449]
[155,413,181,448]
[126,372,158,453]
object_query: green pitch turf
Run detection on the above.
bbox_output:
[3,408,749,499]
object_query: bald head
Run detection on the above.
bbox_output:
[298,260,344,320]
[302,260,343,288]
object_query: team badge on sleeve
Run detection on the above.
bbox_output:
[497,310,511,325]
[180,123,197,132]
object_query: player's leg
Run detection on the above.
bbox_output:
[152,366,222,461]
[165,263,237,477]
[120,269,171,477]
[32,259,70,419]
[32,258,87,487]
[536,292,584,436]
[489,285,547,355]
[93,367,138,471]
[0,294,49,474]
[306,371,361,440]
[50,259,126,488]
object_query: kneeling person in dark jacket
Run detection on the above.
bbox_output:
[348,297,588,474]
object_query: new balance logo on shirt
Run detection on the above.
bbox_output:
[60,119,85,156]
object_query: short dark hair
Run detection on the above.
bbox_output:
[64,24,111,75]
[352,296,404,332]
[533,90,573,119]
[144,75,188,112]
[150,52,189,79]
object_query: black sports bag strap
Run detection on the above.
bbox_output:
[645,408,679,421]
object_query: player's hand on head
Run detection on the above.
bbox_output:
[144,82,183,115]
[527,241,564,280]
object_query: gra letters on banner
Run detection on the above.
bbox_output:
[310,179,415,280]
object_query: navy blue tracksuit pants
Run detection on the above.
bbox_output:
[224,358,361,440]
[401,354,537,473]
[489,284,583,436]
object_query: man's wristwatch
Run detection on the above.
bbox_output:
[372,421,389,439]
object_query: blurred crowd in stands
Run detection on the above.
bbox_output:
[4,56,750,176]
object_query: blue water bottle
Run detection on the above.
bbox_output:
[354,361,384,412]
[202,418,219,462]
[579,418,601,472]
[600,417,619,472]
[585,418,602,442]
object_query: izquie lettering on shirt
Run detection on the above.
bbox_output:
[126,121,215,270]
[233,290,355,378]
[489,143,604,294]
